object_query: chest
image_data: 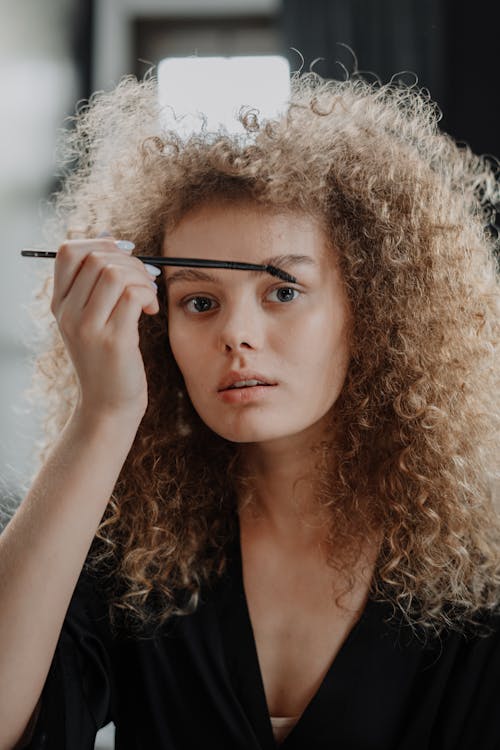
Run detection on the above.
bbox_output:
[240,530,373,719]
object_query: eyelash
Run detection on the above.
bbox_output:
[180,286,301,314]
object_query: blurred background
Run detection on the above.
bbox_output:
[0,0,498,746]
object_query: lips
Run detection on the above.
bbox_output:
[217,371,277,392]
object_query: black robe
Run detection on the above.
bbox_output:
[26,515,500,749]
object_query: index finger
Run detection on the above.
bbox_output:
[52,238,130,306]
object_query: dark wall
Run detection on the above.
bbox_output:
[282,0,500,159]
[72,0,94,103]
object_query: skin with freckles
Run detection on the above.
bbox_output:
[164,201,352,455]
[163,201,375,719]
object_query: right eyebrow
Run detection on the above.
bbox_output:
[164,269,220,288]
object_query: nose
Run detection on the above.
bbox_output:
[217,299,262,353]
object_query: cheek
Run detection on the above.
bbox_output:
[168,320,208,389]
[299,306,350,381]
[167,318,191,375]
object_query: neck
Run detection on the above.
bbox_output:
[238,428,331,546]
[237,425,381,577]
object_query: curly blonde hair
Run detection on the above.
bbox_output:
[27,70,500,638]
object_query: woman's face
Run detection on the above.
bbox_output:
[163,201,352,446]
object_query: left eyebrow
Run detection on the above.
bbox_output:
[264,254,317,271]
[164,254,317,288]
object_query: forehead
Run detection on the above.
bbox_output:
[162,201,331,264]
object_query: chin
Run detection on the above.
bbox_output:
[208,425,276,444]
[201,416,295,445]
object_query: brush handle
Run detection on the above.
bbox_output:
[20,250,296,283]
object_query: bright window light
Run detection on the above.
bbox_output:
[157,56,291,139]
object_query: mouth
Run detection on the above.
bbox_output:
[217,381,277,405]
[217,372,277,392]
[216,372,278,404]
[224,379,271,391]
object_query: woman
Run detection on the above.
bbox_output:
[1,71,499,749]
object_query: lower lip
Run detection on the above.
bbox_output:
[217,385,277,404]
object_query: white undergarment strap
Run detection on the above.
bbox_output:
[270,715,300,744]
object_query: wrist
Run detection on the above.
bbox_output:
[69,401,145,438]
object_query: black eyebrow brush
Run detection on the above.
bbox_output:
[20,250,297,284]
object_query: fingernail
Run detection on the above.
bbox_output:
[97,230,112,238]
[115,240,135,253]
[144,263,161,277]
[149,280,158,291]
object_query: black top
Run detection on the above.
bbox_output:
[27,516,500,750]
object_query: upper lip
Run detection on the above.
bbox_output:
[217,370,277,391]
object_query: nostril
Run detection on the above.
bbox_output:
[223,341,251,352]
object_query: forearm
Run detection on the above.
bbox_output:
[0,407,140,749]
